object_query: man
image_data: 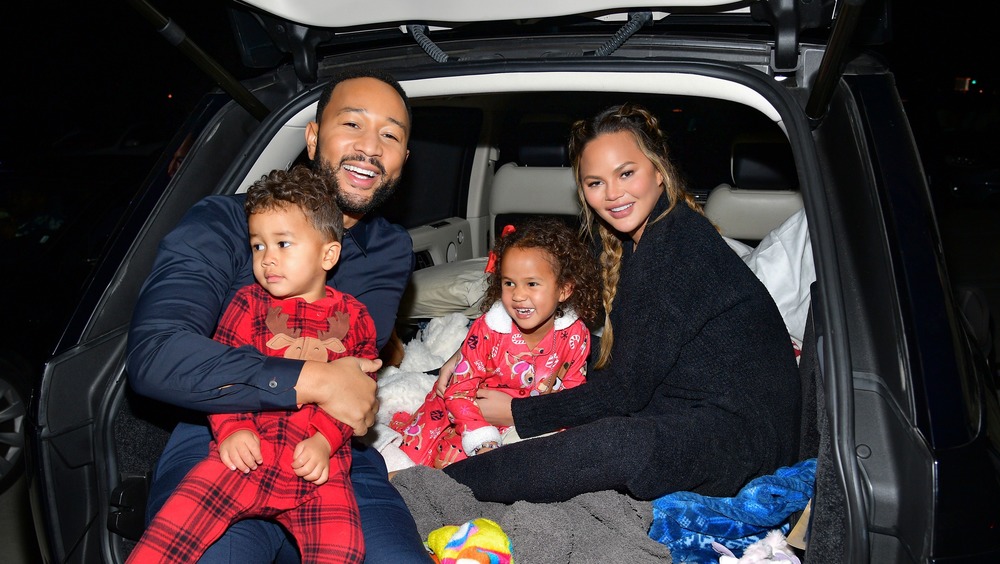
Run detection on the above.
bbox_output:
[127,68,428,562]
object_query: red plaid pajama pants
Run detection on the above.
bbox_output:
[128,411,363,563]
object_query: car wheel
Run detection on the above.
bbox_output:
[0,354,31,492]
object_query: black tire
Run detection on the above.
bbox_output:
[0,353,32,493]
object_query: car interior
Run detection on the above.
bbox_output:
[239,75,793,276]
[102,70,827,558]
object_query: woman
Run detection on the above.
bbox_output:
[439,103,801,503]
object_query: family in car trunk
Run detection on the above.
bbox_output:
[26,2,1000,563]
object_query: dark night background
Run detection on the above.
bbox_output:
[2,2,243,158]
[0,3,995,160]
[1,3,994,312]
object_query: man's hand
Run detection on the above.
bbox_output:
[475,389,515,427]
[434,350,462,397]
[296,356,381,436]
[219,429,262,473]
[292,433,332,485]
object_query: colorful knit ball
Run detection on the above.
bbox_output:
[426,518,513,564]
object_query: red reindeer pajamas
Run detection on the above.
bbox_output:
[129,284,376,563]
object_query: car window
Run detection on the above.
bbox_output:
[489,92,786,198]
[380,106,483,228]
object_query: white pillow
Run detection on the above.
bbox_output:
[398,257,488,319]
[741,208,814,342]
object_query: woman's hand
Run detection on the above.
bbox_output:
[295,356,381,436]
[475,389,514,427]
[434,350,462,397]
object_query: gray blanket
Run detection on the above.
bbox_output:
[393,466,672,563]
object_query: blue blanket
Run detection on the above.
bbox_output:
[649,458,816,562]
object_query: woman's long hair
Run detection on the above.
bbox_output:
[569,103,701,368]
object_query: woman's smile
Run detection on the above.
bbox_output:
[607,201,634,218]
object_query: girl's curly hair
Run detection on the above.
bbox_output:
[480,218,602,329]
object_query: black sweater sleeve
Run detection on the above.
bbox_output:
[512,204,755,436]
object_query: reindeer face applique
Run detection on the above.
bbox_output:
[505,352,535,388]
[400,408,426,453]
[265,306,350,361]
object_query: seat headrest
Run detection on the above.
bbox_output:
[731,142,798,191]
[490,163,579,216]
[704,186,802,241]
[706,141,802,241]
[489,163,581,235]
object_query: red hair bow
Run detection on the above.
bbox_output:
[484,224,516,273]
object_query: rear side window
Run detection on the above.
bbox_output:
[380,106,482,228]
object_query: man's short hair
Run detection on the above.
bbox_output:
[315,67,412,126]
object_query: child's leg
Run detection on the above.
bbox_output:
[398,392,453,467]
[127,455,260,563]
[145,422,298,564]
[277,448,365,563]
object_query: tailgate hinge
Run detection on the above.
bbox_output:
[751,0,836,74]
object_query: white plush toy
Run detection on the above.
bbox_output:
[712,531,801,564]
[398,313,471,372]
[377,312,470,423]
[363,313,471,471]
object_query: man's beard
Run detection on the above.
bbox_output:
[312,149,400,216]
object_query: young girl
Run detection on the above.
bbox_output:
[394,219,601,468]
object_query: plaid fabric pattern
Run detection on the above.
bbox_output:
[128,284,377,563]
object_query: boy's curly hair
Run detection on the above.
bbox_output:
[480,218,602,329]
[244,164,344,242]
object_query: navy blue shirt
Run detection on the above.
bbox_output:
[126,194,414,414]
